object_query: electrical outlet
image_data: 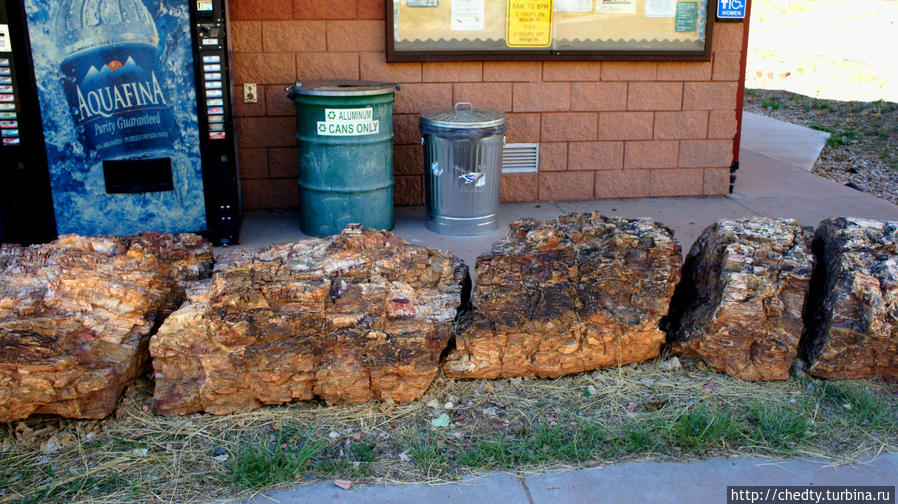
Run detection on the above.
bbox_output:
[243,83,258,103]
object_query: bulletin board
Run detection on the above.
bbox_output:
[387,0,712,61]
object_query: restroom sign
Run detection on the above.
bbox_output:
[317,107,379,136]
[717,0,745,20]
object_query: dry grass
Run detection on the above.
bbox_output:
[1,356,896,504]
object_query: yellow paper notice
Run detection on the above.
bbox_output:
[506,0,554,47]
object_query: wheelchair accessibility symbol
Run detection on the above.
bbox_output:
[717,0,745,19]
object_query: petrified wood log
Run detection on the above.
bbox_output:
[442,213,682,379]
[803,217,898,379]
[665,218,813,381]
[150,225,468,415]
[0,233,213,422]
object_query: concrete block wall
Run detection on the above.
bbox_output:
[229,0,745,209]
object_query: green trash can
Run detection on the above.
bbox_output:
[287,80,397,237]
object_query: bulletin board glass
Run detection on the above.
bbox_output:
[387,0,713,61]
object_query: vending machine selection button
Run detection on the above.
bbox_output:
[0,58,9,66]
[209,131,226,140]
[0,85,12,93]
[204,72,222,81]
[206,89,223,98]
[202,38,217,46]
[208,114,224,123]
[205,81,222,89]
[206,98,223,106]
[197,0,213,10]
[0,112,15,119]
[0,120,17,128]
[0,76,11,84]
[209,123,225,131]
[2,137,20,146]
[203,64,221,72]
[0,103,14,110]
[0,68,10,76]
[207,106,223,115]
[0,94,14,102]
[202,55,221,63]
[1,129,19,137]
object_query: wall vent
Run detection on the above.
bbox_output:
[502,143,540,174]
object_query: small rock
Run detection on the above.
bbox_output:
[213,454,230,463]
[586,385,597,396]
[443,402,454,410]
[509,377,523,385]
[398,451,411,462]
[627,402,637,412]
[426,400,440,409]
[351,433,362,441]
[40,437,61,455]
[35,455,52,465]
[328,431,340,439]
[334,479,353,490]
[132,448,148,457]
[640,378,655,387]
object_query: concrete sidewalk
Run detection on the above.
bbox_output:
[245,455,898,504]
[229,114,897,504]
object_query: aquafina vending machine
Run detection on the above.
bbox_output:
[0,0,241,244]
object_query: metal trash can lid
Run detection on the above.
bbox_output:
[420,102,506,130]
[290,80,397,97]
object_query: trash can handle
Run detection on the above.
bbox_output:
[454,102,473,112]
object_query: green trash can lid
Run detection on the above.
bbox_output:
[289,80,397,97]
[420,102,506,130]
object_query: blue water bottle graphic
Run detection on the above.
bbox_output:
[57,0,176,160]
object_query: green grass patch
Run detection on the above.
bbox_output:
[819,382,896,431]
[747,400,812,451]
[665,403,742,453]
[219,431,326,490]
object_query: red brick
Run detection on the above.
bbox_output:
[595,169,651,199]
[513,82,570,112]
[654,111,709,139]
[624,141,679,169]
[712,51,742,81]
[236,116,296,148]
[571,82,627,111]
[231,22,262,52]
[683,82,738,110]
[294,0,356,19]
[539,142,567,172]
[708,110,737,139]
[423,62,482,82]
[393,83,452,114]
[506,113,541,143]
[242,178,299,210]
[265,85,295,116]
[651,169,703,197]
[483,62,541,82]
[297,52,360,80]
[358,1,384,19]
[568,141,623,171]
[657,61,712,81]
[539,171,595,201]
[501,173,538,203]
[393,114,421,145]
[327,20,385,52]
[231,0,292,20]
[360,52,420,82]
[232,85,267,117]
[541,113,597,142]
[262,21,326,52]
[704,167,730,196]
[394,145,423,175]
[598,112,653,140]
[453,83,512,112]
[678,139,734,168]
[269,147,298,178]
[232,52,295,84]
[602,62,657,81]
[394,175,424,206]
[628,82,683,111]
[239,148,268,179]
[542,62,602,81]
[712,22,744,52]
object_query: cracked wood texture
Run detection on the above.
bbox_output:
[443,213,682,379]
[666,218,813,381]
[803,217,898,379]
[0,233,214,421]
[150,225,468,416]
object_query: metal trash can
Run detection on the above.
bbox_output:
[287,80,397,237]
[420,103,506,235]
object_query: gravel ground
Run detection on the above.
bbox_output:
[743,89,898,205]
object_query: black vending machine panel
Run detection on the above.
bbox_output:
[0,0,241,245]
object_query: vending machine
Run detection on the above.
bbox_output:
[0,0,241,245]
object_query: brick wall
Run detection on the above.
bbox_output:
[229,0,745,209]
